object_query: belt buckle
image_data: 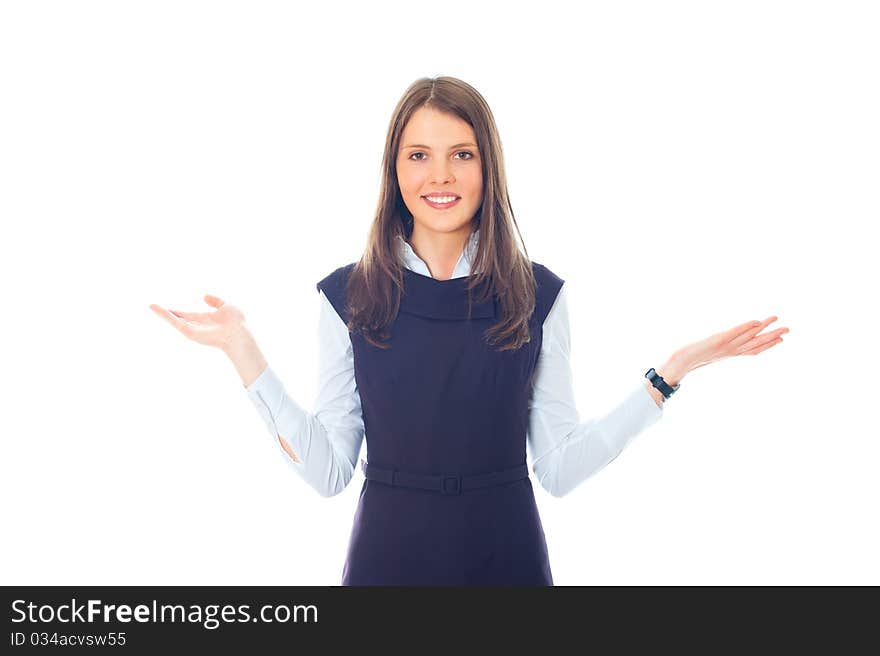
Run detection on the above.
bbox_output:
[441,474,462,495]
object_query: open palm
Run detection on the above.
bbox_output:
[673,315,790,374]
[149,294,244,351]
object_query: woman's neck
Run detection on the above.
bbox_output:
[408,223,475,281]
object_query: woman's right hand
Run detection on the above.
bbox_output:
[149,294,249,352]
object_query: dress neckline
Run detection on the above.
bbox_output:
[403,267,471,284]
[399,268,495,320]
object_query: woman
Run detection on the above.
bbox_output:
[150,76,789,585]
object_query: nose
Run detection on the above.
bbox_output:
[429,159,455,185]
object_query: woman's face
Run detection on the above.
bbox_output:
[396,107,483,237]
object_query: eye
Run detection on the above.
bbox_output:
[407,151,476,161]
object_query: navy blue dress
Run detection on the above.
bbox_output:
[316,261,565,586]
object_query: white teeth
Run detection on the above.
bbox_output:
[425,196,459,203]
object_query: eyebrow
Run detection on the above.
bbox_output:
[400,142,478,150]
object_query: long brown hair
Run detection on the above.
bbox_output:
[344,76,537,352]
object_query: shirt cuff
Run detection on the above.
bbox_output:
[597,380,665,450]
[636,379,665,422]
[244,365,306,466]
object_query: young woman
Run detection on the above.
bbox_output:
[150,76,789,585]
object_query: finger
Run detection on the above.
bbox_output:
[740,322,788,348]
[753,316,780,335]
[151,304,196,321]
[731,316,781,347]
[738,329,783,353]
[204,294,225,308]
[150,304,197,337]
[726,320,762,340]
[168,309,208,321]
[741,336,783,356]
[731,325,765,348]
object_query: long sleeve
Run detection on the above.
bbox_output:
[526,283,663,498]
[245,289,365,497]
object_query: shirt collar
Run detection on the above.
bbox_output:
[398,229,480,279]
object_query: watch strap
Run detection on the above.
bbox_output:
[645,367,679,399]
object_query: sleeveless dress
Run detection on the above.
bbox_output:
[316,261,564,585]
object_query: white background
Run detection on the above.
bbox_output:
[1,0,877,585]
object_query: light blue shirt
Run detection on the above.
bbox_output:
[246,230,663,497]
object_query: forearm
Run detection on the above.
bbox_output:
[234,334,302,463]
[224,329,269,388]
[644,357,688,408]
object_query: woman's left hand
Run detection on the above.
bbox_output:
[669,316,790,381]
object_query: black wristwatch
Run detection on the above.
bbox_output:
[645,368,680,400]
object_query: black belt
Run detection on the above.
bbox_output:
[360,459,529,496]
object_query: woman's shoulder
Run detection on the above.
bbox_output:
[316,262,357,323]
[530,260,565,287]
[316,261,357,295]
[530,260,565,325]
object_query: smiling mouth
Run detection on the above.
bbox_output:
[421,195,462,209]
